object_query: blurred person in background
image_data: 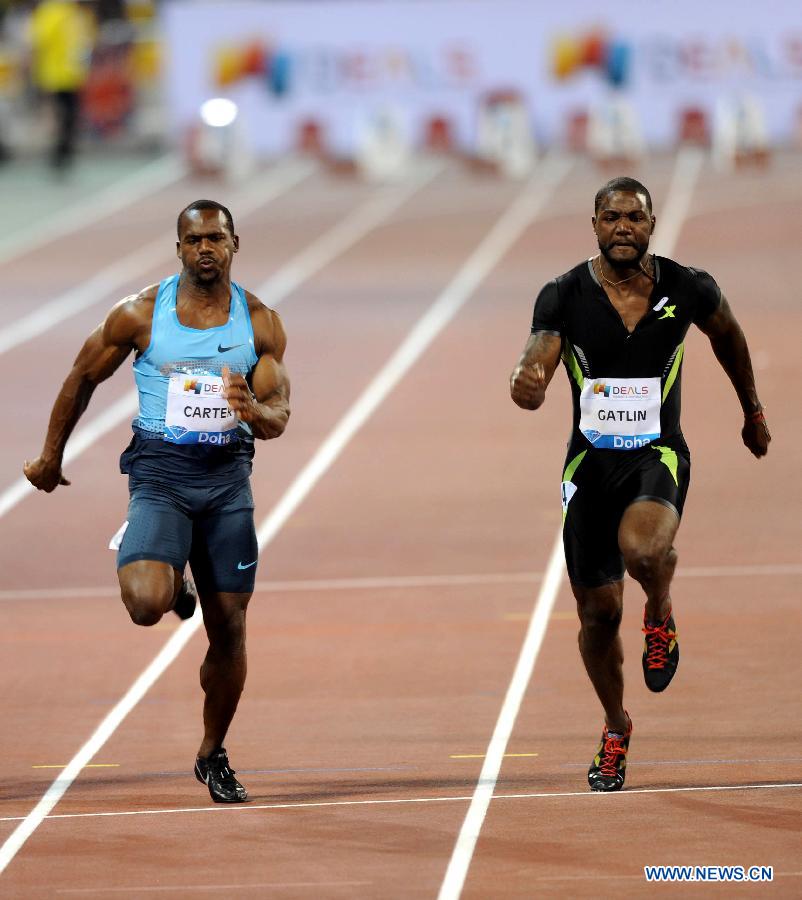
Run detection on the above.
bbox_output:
[29,0,93,170]
[80,0,135,137]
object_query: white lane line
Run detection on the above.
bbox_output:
[437,531,565,900]
[256,155,572,551]
[437,146,706,900]
[257,161,444,305]
[0,155,186,268]
[0,619,202,869]
[1,165,440,522]
[1,781,799,825]
[4,562,799,603]
[651,145,706,256]
[0,155,569,875]
[1,389,138,521]
[0,160,315,358]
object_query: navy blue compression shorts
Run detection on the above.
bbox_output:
[117,474,258,594]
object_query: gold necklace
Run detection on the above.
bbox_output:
[596,256,652,287]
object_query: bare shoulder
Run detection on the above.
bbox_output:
[104,284,159,347]
[244,289,287,358]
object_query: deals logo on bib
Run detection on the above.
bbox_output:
[183,378,224,396]
[593,381,649,399]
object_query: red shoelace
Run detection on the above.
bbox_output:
[599,734,628,777]
[642,618,676,669]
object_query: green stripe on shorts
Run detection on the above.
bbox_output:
[562,449,587,483]
[651,444,679,486]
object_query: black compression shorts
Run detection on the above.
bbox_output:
[561,437,690,588]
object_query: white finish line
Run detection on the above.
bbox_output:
[1,780,799,825]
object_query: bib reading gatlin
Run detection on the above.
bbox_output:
[579,377,661,450]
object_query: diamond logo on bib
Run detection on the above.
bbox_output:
[579,377,661,450]
[164,373,238,445]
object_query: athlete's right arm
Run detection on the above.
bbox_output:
[509,332,562,410]
[24,295,145,492]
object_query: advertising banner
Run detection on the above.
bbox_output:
[162,0,802,155]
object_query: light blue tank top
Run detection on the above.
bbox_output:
[133,275,259,436]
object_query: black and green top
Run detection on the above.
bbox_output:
[531,256,721,451]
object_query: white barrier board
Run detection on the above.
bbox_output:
[162,0,802,155]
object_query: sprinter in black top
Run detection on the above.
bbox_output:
[510,177,770,793]
[532,256,720,450]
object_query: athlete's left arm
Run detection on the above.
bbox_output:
[696,294,770,458]
[223,304,290,440]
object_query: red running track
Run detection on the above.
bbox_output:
[1,152,801,898]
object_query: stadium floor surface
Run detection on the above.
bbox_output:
[1,150,800,897]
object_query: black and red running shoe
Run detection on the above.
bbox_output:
[642,609,679,693]
[588,712,632,792]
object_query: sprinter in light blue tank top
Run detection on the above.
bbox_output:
[133,272,258,442]
[24,200,291,804]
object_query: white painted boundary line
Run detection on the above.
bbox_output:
[1,165,439,523]
[2,164,440,518]
[0,156,187,269]
[1,780,799,825]
[437,531,565,900]
[437,146,706,900]
[651,146,706,257]
[256,161,444,306]
[2,562,800,602]
[1,389,138,520]
[0,160,315,358]
[0,155,570,875]
[256,156,572,550]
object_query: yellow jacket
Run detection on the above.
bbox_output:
[30,1,93,92]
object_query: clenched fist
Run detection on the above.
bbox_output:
[510,361,547,410]
[741,412,771,459]
[23,456,71,492]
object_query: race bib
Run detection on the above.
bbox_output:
[164,374,238,445]
[579,377,660,450]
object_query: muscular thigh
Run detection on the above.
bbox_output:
[562,442,690,587]
[189,479,258,595]
[117,477,193,571]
